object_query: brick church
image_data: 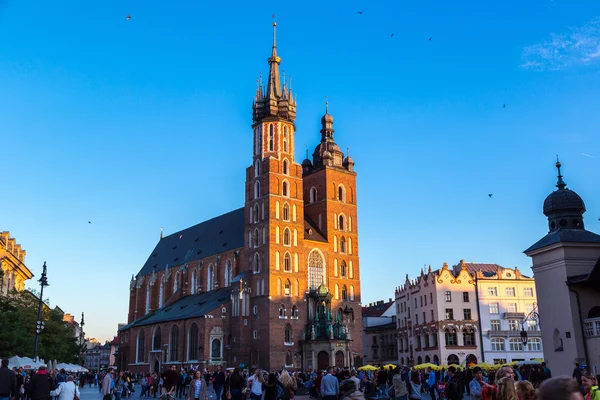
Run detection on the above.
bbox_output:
[119,23,363,373]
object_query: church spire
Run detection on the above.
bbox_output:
[266,21,282,100]
[555,156,566,190]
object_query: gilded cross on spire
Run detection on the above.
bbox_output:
[555,155,566,190]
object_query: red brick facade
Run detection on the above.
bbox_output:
[119,24,363,373]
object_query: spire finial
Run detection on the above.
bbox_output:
[272,15,277,49]
[325,95,329,114]
[305,145,308,159]
[160,227,164,239]
[555,155,566,190]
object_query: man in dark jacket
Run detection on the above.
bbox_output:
[0,359,17,400]
[27,367,55,400]
[213,366,225,400]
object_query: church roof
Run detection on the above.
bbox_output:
[123,286,234,329]
[137,208,245,277]
[524,229,600,254]
[304,217,327,242]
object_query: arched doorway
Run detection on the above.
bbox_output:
[335,351,345,368]
[466,354,477,364]
[425,356,431,363]
[588,306,600,318]
[153,359,159,373]
[318,351,330,371]
[447,354,459,365]
[433,355,439,365]
[417,356,423,364]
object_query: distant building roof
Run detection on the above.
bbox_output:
[524,229,600,253]
[453,262,502,276]
[123,286,234,329]
[362,299,394,317]
[365,321,396,333]
[138,208,245,277]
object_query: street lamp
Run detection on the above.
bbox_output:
[33,262,49,360]
[520,328,528,347]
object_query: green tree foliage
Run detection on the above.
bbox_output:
[0,290,80,362]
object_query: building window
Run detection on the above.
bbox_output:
[283,204,290,221]
[445,291,452,302]
[527,320,538,331]
[509,338,523,351]
[253,330,258,339]
[136,330,145,363]
[308,250,325,290]
[282,181,289,197]
[415,314,419,324]
[188,323,199,360]
[340,237,346,253]
[338,185,345,201]
[253,229,259,247]
[170,325,179,361]
[349,286,355,301]
[507,303,518,313]
[254,159,260,177]
[285,324,292,343]
[340,261,347,277]
[491,338,505,351]
[490,320,501,331]
[463,329,475,346]
[224,260,232,287]
[254,181,260,200]
[488,287,498,296]
[431,310,434,321]
[269,124,274,151]
[253,305,258,315]
[524,287,534,297]
[509,319,519,331]
[211,338,221,360]
[423,312,426,323]
[445,308,454,320]
[253,204,259,223]
[414,298,417,308]
[430,293,433,303]
[338,215,345,230]
[292,305,298,318]
[207,265,214,291]
[283,159,288,174]
[152,327,161,351]
[284,279,292,296]
[463,292,469,302]
[527,338,542,351]
[490,303,499,314]
[283,229,291,246]
[445,329,457,346]
[309,187,317,203]
[506,287,516,296]
[279,304,286,318]
[463,309,472,320]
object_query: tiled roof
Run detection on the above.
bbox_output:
[138,208,245,277]
[452,263,502,276]
[524,229,600,253]
[362,300,394,317]
[126,286,234,328]
[304,216,327,242]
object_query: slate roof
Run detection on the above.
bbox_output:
[365,321,396,332]
[524,229,600,253]
[452,263,502,277]
[362,300,394,317]
[138,208,245,277]
[566,256,600,293]
[304,217,327,242]
[124,286,234,329]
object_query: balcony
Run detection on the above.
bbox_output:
[503,312,525,319]
[584,318,600,338]
[487,330,542,337]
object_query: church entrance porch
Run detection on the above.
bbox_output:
[317,351,329,371]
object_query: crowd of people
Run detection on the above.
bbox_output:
[1,358,599,400]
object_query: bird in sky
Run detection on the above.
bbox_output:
[503,104,506,108]
[358,11,363,14]
[429,37,432,41]
[88,221,92,224]
[488,194,493,198]
[126,14,131,20]
[391,33,394,37]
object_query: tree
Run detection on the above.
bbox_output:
[0,290,80,362]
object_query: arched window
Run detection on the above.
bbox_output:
[253,229,259,247]
[340,261,347,277]
[286,351,292,366]
[188,323,199,360]
[277,278,282,295]
[283,159,289,174]
[284,279,292,296]
[338,215,345,230]
[253,204,259,223]
[269,124,274,151]
[491,338,505,351]
[190,269,197,295]
[425,355,431,363]
[254,253,260,273]
[340,237,346,253]
[527,338,542,351]
[295,278,300,296]
[207,265,214,291]
[211,338,221,360]
[283,204,290,221]
[174,272,179,293]
[254,181,260,200]
[417,356,423,365]
[279,304,286,318]
[224,260,232,287]
[282,181,289,197]
[342,285,348,300]
[350,308,355,321]
[337,308,343,322]
[283,228,291,246]
[445,329,457,346]
[509,338,523,351]
[310,187,317,203]
[284,252,291,272]
[159,279,165,308]
[283,127,288,153]
[170,325,179,361]
[136,330,145,363]
[145,284,151,314]
[335,284,340,300]
[338,185,345,201]
[349,285,355,301]
[152,327,161,350]
[254,159,260,177]
[308,250,325,290]
[462,329,475,346]
[292,305,298,318]
[285,324,292,343]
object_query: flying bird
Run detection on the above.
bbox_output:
[391,33,394,37]
[503,104,506,108]
[358,11,363,14]
[126,14,131,20]
[88,221,92,224]
[429,37,432,41]
[488,194,493,198]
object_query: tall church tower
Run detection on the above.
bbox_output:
[243,22,307,369]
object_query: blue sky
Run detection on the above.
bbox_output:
[1,0,600,342]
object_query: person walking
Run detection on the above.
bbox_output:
[228,369,244,400]
[103,369,115,400]
[187,370,206,400]
[247,369,264,400]
[213,366,225,400]
[392,367,408,400]
[321,368,339,400]
[50,376,80,400]
[0,359,17,400]
[28,367,55,400]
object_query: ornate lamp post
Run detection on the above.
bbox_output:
[519,303,539,348]
[79,312,85,365]
[33,262,49,360]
